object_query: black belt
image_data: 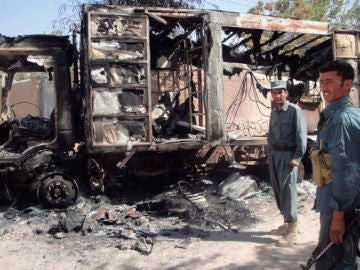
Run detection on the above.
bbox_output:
[272,144,296,151]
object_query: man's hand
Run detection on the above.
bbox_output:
[330,210,345,244]
[289,159,299,167]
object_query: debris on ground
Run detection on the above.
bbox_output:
[0,168,317,256]
[217,172,260,201]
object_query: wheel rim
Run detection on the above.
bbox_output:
[37,173,79,208]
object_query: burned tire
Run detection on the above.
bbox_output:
[36,172,79,208]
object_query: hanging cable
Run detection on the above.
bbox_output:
[225,70,271,128]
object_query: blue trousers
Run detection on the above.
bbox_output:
[268,150,298,222]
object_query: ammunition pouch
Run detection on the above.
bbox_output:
[309,147,332,187]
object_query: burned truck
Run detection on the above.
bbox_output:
[0,5,359,207]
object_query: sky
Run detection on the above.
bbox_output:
[204,0,256,12]
[1,1,63,36]
[0,0,255,37]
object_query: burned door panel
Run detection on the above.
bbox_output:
[90,63,147,86]
[118,89,146,113]
[93,117,148,144]
[89,15,147,38]
[92,88,146,115]
[109,63,146,85]
[90,40,145,60]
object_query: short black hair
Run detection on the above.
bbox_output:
[319,60,355,81]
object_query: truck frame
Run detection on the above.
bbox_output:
[0,5,359,207]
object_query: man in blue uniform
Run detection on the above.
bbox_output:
[267,80,307,247]
[314,60,360,269]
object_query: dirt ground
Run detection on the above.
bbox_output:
[0,168,321,270]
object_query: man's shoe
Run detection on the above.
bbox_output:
[269,223,288,236]
[276,221,298,247]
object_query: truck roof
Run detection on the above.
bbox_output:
[0,35,72,73]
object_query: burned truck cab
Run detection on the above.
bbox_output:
[0,35,78,207]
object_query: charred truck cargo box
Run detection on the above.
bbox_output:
[0,5,359,207]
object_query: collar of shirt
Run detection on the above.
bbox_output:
[321,96,352,119]
[275,100,290,112]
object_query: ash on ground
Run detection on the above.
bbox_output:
[0,166,316,254]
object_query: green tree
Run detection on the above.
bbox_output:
[345,0,360,26]
[249,0,360,26]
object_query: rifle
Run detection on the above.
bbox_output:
[300,239,333,270]
[300,209,360,270]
